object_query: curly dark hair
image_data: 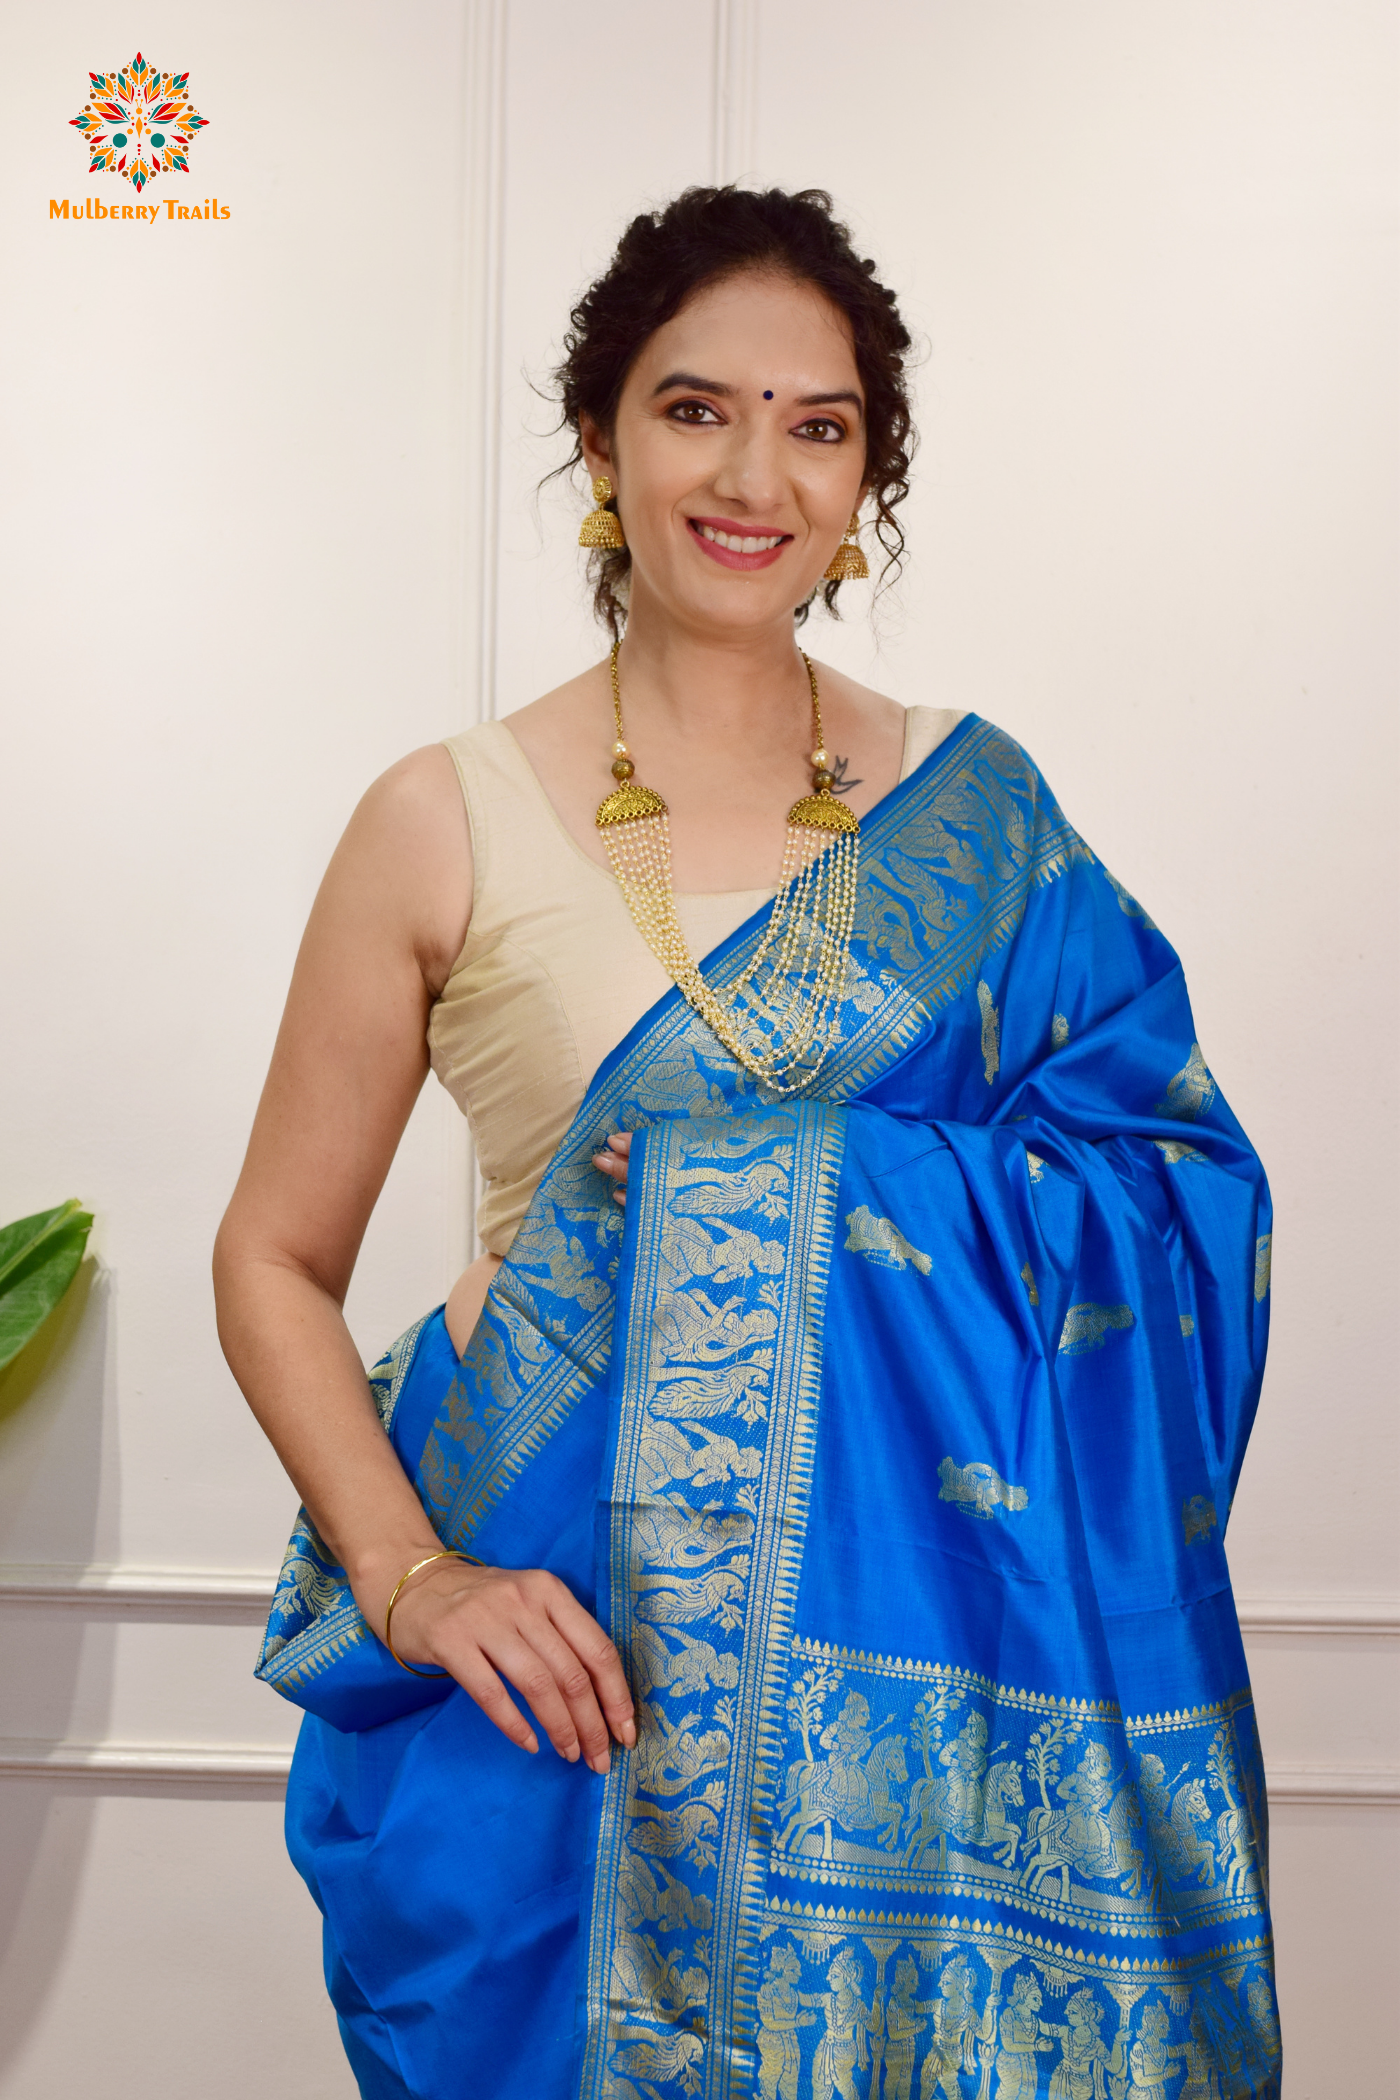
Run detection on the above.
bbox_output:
[551,186,916,640]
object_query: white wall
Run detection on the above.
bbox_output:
[1,3,1394,2094]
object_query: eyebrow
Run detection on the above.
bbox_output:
[651,371,864,416]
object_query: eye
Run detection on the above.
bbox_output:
[665,398,724,425]
[794,417,846,444]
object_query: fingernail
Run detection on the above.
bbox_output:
[591,1751,611,1777]
[564,1742,580,1763]
[524,1735,539,1756]
[620,1716,637,1747]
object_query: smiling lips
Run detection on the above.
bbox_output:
[688,516,792,570]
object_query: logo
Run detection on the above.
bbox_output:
[69,51,207,195]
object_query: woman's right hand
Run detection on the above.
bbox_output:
[383,1555,636,1773]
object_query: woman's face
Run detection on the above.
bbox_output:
[583,270,867,639]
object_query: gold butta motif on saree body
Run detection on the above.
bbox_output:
[938,1456,1029,1518]
[595,643,859,1091]
[843,1204,931,1274]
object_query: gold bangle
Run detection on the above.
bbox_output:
[383,1547,484,1677]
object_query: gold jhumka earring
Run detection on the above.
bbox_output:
[595,646,859,1091]
[578,475,626,550]
[823,513,870,582]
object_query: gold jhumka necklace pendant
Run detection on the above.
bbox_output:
[595,643,860,1090]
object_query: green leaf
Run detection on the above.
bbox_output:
[0,1202,94,1372]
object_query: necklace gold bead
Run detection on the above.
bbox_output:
[595,644,860,1091]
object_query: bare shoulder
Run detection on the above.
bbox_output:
[323,742,473,994]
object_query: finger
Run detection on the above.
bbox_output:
[545,1588,637,1747]
[480,1631,591,1767]
[520,1619,616,1773]
[447,1648,541,1757]
[607,1131,633,1154]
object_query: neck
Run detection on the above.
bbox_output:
[612,588,815,754]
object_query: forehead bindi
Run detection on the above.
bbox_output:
[633,274,862,410]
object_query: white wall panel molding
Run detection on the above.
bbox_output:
[0,1564,275,1622]
[3,1568,1394,1637]
[0,1739,291,1788]
[460,0,509,726]
[1264,1765,1400,1808]
[1237,1595,1400,1639]
[712,0,758,185]
[0,1733,1392,1808]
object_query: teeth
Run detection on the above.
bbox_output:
[698,525,784,553]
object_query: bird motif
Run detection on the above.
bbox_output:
[634,1565,748,1631]
[636,1421,761,1494]
[632,1498,752,1570]
[654,1288,778,1365]
[610,2027,704,2095]
[626,1792,723,1864]
[269,1550,344,1626]
[650,1353,772,1423]
[630,1710,731,1795]
[631,1624,739,1698]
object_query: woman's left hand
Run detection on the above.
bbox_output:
[592,1130,631,1205]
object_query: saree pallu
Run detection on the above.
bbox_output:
[257,716,1280,2100]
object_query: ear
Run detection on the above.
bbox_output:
[579,413,615,486]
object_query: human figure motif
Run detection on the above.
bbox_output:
[820,1693,874,1819]
[1174,2007,1223,2100]
[879,1957,932,2100]
[1136,1755,1172,1828]
[992,1972,1063,2099]
[755,1943,816,2100]
[919,1953,996,2100]
[1046,1987,1127,2099]
[1125,2000,1185,2100]
[812,1946,878,2100]
[1245,1973,1282,2078]
[937,1712,990,1840]
[1056,1743,1118,1877]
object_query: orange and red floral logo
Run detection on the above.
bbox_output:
[70,52,207,195]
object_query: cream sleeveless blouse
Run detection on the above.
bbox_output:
[430,705,963,1255]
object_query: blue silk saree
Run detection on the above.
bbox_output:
[257,716,1280,2100]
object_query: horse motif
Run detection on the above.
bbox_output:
[776,1733,909,1858]
[1146,1776,1217,1888]
[904,1758,1026,1868]
[1021,1742,1146,1903]
[1216,1801,1260,1899]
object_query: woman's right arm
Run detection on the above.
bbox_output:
[213,746,633,1772]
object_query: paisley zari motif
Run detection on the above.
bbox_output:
[258,717,1278,2100]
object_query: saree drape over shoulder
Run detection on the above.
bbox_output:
[257,717,1279,2100]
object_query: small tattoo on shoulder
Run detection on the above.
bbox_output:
[829,756,864,796]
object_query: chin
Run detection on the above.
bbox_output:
[669,565,815,635]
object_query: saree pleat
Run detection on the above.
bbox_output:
[259,716,1279,2099]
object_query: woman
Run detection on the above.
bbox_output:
[214,188,1281,2100]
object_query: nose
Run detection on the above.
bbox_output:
[708,411,786,517]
